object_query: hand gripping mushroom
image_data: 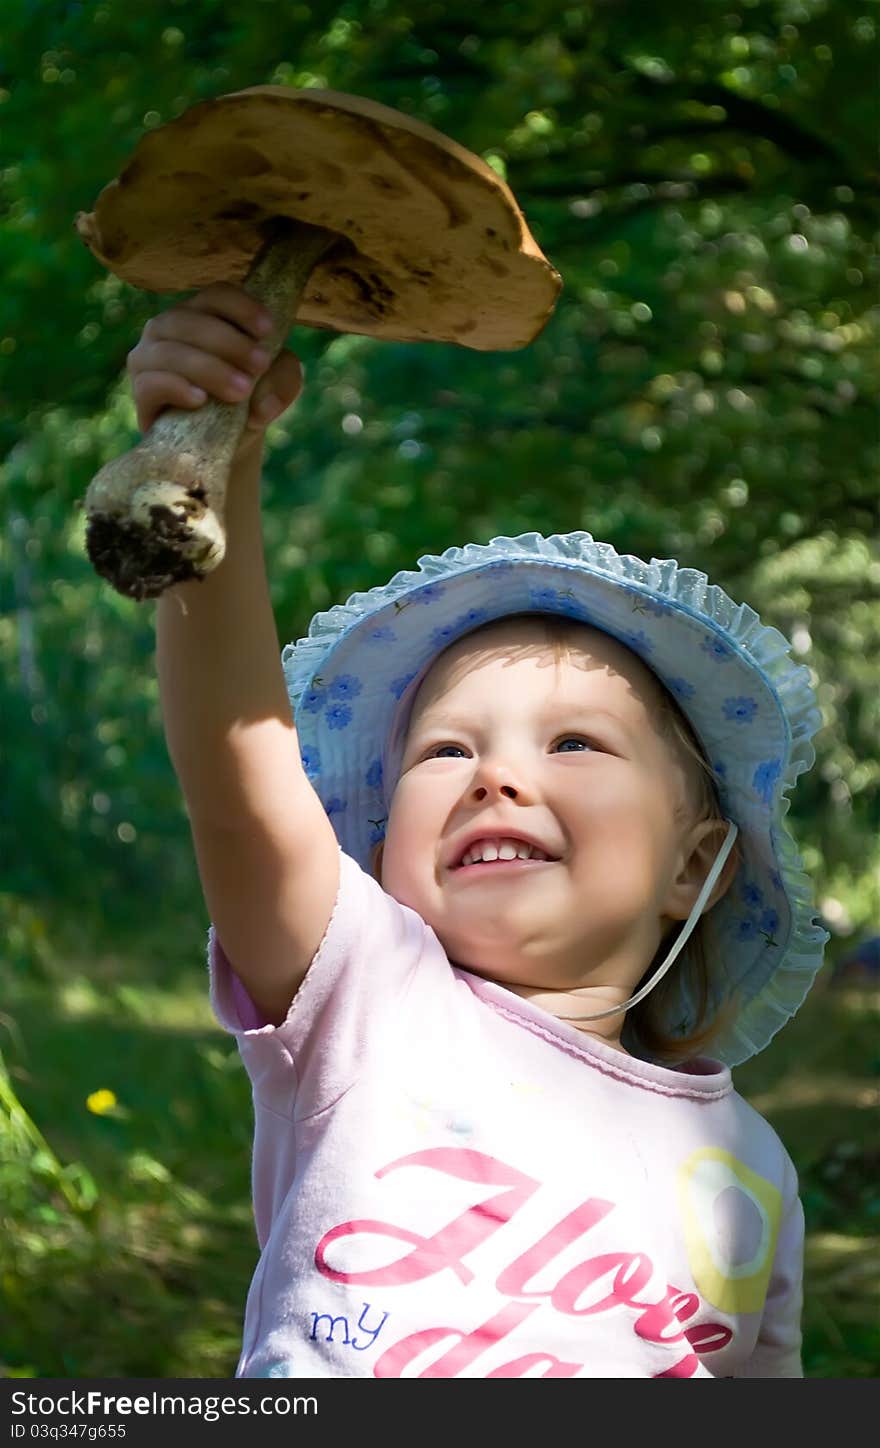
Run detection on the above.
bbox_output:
[76,87,562,600]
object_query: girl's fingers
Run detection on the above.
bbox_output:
[134,350,304,436]
[132,337,266,406]
[133,371,210,435]
[129,287,304,435]
[178,283,275,342]
[132,314,272,384]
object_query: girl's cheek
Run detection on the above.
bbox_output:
[383,786,444,893]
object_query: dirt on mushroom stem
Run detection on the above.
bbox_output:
[86,510,205,602]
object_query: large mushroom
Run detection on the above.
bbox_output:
[76,86,562,600]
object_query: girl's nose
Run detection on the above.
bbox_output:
[469,757,529,802]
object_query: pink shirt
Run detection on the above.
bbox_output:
[209,848,804,1379]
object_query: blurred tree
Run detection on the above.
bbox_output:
[1,0,878,937]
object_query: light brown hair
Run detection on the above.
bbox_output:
[627,692,740,1062]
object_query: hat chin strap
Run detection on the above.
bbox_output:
[559,819,739,1023]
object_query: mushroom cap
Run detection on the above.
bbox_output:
[76,86,562,350]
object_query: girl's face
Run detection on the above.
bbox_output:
[380,618,727,1037]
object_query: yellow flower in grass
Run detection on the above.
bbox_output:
[86,1088,118,1116]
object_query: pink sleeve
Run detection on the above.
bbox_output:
[207,847,433,1119]
[733,1157,805,1377]
[210,934,276,1034]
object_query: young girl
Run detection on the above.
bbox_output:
[135,284,827,1379]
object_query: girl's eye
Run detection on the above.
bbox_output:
[552,736,595,753]
[425,743,469,759]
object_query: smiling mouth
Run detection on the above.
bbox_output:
[451,840,559,876]
[453,856,554,875]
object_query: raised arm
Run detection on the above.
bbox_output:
[139,286,340,1023]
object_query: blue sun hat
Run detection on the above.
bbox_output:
[281,531,828,1066]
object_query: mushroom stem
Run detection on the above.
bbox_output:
[84,218,337,601]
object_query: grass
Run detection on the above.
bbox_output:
[2,901,878,1378]
[732,975,880,1378]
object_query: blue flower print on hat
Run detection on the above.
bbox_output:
[390,671,417,699]
[741,881,764,909]
[669,678,696,702]
[761,908,780,938]
[412,583,446,605]
[620,629,654,656]
[528,585,569,611]
[326,702,353,731]
[430,622,460,649]
[456,607,491,632]
[300,745,321,781]
[301,684,327,714]
[526,585,590,620]
[429,608,490,650]
[329,674,362,701]
[754,759,782,805]
[724,696,758,724]
[702,635,733,662]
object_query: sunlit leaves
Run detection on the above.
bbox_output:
[2,0,877,933]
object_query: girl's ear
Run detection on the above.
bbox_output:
[664,819,740,921]
[370,841,385,882]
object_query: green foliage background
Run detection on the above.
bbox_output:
[1,0,878,1378]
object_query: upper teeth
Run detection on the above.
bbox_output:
[459,837,550,866]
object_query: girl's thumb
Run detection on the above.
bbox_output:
[247,350,304,429]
